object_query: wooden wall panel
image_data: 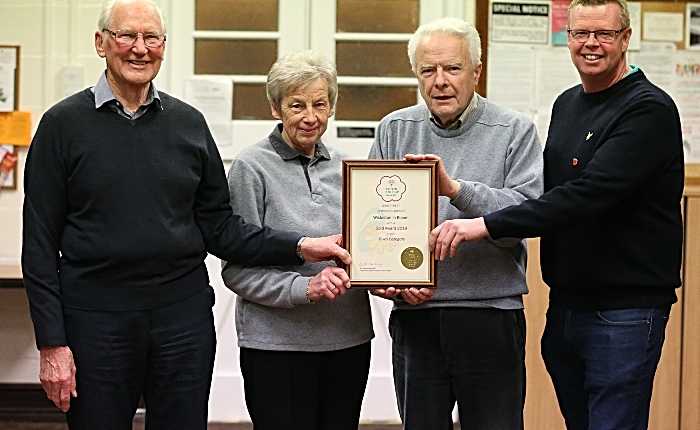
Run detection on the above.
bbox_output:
[523,238,566,430]
[681,194,700,429]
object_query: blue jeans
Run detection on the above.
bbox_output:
[541,306,671,430]
[389,308,526,430]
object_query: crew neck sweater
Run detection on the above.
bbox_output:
[370,96,543,309]
[484,70,684,311]
[22,89,300,346]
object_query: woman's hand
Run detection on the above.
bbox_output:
[306,266,351,302]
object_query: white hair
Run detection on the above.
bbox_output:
[266,50,338,114]
[98,0,167,34]
[407,17,481,73]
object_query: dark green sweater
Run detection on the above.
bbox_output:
[485,70,684,311]
[22,89,300,346]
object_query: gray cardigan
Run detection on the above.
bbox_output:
[222,125,374,351]
[369,96,544,310]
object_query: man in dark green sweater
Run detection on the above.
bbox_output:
[21,1,349,429]
[429,0,684,429]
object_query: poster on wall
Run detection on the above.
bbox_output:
[184,78,233,148]
[491,1,551,44]
[0,46,18,112]
[643,12,684,43]
[628,2,642,51]
[487,44,536,117]
[675,50,700,162]
[551,0,569,46]
[629,42,677,91]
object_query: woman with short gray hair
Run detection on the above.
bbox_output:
[222,50,374,430]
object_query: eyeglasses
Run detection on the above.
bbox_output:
[566,28,626,43]
[102,28,166,48]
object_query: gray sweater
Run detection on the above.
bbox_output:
[369,96,544,310]
[222,125,374,351]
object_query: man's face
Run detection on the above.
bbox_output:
[568,3,631,92]
[414,34,482,128]
[95,0,165,92]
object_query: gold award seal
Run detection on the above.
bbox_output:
[401,247,423,270]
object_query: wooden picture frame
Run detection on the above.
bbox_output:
[342,159,438,288]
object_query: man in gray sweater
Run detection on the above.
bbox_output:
[369,17,543,429]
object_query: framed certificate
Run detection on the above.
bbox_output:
[342,160,438,288]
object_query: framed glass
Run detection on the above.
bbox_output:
[342,160,438,288]
[335,85,417,121]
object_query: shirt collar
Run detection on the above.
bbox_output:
[92,71,162,112]
[269,123,331,162]
[429,93,478,130]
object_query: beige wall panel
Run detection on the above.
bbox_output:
[78,5,104,56]
[0,6,43,52]
[0,290,39,382]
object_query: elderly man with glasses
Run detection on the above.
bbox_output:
[430,0,684,428]
[21,1,350,429]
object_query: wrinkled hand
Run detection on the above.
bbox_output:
[301,234,352,266]
[430,217,489,260]
[39,345,77,412]
[404,153,460,199]
[306,266,351,302]
[400,287,435,305]
[370,287,403,299]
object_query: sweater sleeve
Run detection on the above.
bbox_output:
[485,92,682,240]
[221,156,313,307]
[194,130,302,265]
[451,116,544,217]
[22,111,69,347]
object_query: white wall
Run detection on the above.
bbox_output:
[0,0,475,423]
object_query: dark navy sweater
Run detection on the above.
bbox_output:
[22,89,301,346]
[485,70,684,311]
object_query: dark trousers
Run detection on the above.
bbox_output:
[542,306,670,430]
[389,307,526,430]
[63,287,216,430]
[240,342,371,430]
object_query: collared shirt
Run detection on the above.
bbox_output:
[91,71,162,119]
[269,123,331,192]
[625,64,639,77]
[429,93,478,130]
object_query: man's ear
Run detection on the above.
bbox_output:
[95,31,106,58]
